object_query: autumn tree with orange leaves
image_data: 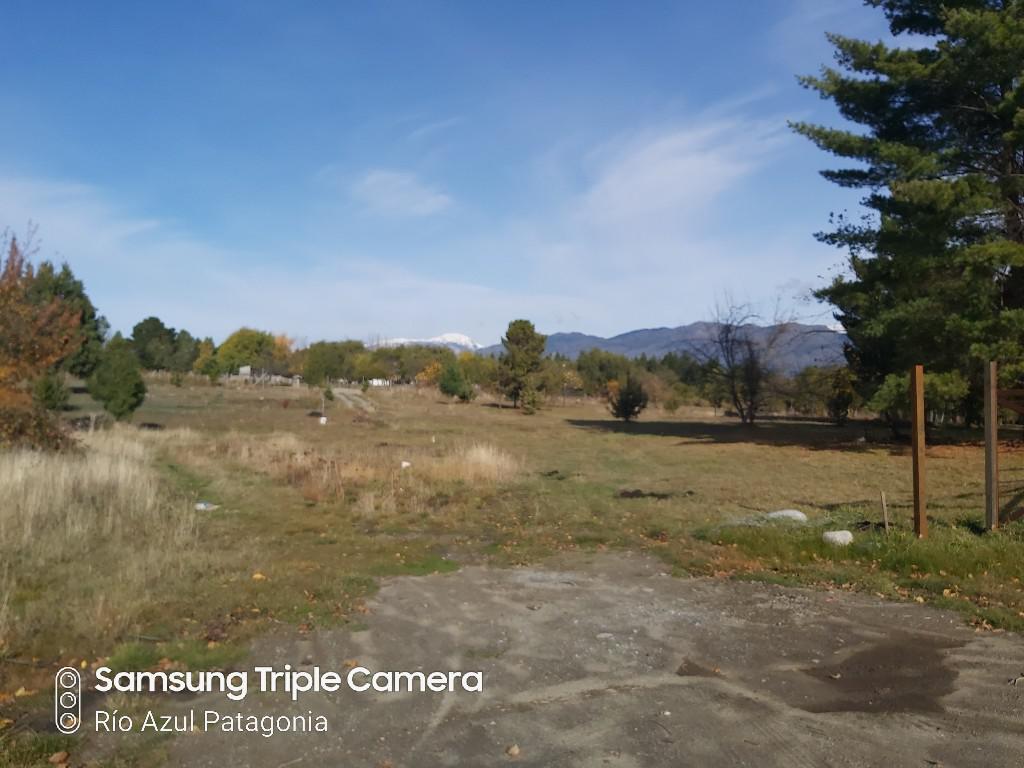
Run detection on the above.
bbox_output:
[0,234,81,446]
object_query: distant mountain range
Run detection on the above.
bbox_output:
[375,323,847,374]
[478,322,847,374]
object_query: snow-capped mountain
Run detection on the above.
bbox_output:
[374,332,481,353]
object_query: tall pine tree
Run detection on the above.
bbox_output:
[498,319,547,409]
[794,0,1024,420]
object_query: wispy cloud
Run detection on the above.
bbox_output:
[349,169,452,217]
[406,116,462,142]
[570,118,785,263]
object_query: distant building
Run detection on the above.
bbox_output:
[238,365,252,376]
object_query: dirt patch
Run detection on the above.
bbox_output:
[796,637,961,713]
[675,658,720,677]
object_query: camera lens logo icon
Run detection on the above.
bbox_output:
[54,667,81,734]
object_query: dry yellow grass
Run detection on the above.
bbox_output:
[202,430,521,504]
[0,428,197,654]
[427,443,521,483]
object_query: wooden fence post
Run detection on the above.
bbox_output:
[985,361,999,530]
[911,364,927,538]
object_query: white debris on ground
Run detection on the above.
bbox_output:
[822,530,854,546]
[400,460,412,469]
[767,509,808,522]
[194,501,220,512]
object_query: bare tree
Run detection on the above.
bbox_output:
[693,300,791,425]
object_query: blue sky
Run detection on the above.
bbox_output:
[0,0,888,345]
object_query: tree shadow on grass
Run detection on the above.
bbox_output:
[567,415,997,453]
[565,416,890,452]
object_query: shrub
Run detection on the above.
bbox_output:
[439,361,475,402]
[609,375,648,422]
[0,405,71,450]
[868,370,969,425]
[415,360,443,387]
[827,368,856,425]
[33,371,69,411]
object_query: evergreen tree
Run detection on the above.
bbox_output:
[28,261,107,377]
[131,316,176,370]
[498,319,547,409]
[89,334,147,420]
[794,1,1024,418]
[170,329,199,373]
[609,374,649,422]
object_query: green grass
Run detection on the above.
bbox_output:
[0,734,75,768]
[105,639,247,673]
[370,553,460,577]
[695,510,1024,630]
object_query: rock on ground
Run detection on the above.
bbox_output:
[767,509,808,522]
[823,530,855,546]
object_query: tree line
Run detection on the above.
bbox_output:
[0,236,859,448]
[0,233,145,445]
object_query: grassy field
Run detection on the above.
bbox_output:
[4,378,1024,763]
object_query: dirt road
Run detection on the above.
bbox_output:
[166,553,1024,767]
[331,387,375,412]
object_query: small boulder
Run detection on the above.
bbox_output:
[822,530,854,546]
[767,509,808,523]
